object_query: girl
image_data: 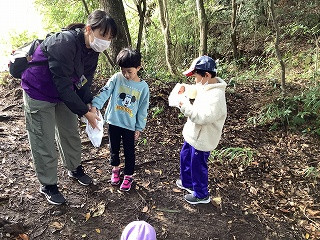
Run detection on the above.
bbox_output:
[91,48,150,192]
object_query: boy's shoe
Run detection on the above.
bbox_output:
[120,175,133,191]
[39,184,66,205]
[68,165,92,186]
[111,168,121,185]
[176,179,193,194]
[184,193,210,205]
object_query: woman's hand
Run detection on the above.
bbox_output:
[84,110,101,130]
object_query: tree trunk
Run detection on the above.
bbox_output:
[196,0,208,56]
[158,0,176,75]
[99,0,131,65]
[270,0,286,95]
[134,0,146,52]
[231,0,238,60]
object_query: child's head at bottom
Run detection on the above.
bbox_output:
[120,220,156,240]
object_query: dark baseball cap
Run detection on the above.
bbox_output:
[183,55,217,77]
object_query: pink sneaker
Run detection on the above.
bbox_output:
[120,175,133,191]
[111,168,120,185]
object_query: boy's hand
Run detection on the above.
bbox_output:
[178,85,185,94]
[134,131,140,140]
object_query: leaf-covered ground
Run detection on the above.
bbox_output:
[0,77,319,240]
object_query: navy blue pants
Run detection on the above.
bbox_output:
[108,124,135,175]
[180,141,210,199]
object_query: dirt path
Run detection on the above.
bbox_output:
[0,78,319,240]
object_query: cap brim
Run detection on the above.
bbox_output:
[182,68,194,77]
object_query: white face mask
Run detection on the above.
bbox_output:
[196,77,208,86]
[89,36,111,52]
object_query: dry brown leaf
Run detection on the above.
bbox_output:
[141,181,150,188]
[279,208,290,213]
[154,169,162,175]
[306,208,320,217]
[85,212,91,221]
[212,197,222,205]
[249,186,258,195]
[142,206,149,212]
[18,233,29,240]
[91,201,105,217]
[50,221,64,230]
[172,188,182,193]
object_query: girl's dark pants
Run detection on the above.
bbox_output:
[108,124,135,175]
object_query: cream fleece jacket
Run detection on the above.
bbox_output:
[180,77,227,151]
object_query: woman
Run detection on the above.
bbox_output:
[21,9,117,205]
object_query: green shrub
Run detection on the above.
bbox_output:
[248,84,320,135]
[209,147,255,166]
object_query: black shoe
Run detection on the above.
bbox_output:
[68,165,92,186]
[39,184,66,205]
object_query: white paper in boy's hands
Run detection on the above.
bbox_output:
[85,111,104,147]
[168,83,197,107]
[168,83,182,107]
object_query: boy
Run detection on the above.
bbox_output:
[91,48,149,191]
[175,55,227,204]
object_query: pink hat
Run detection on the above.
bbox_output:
[121,221,156,240]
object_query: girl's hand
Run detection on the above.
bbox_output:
[84,111,101,130]
[90,106,97,114]
[134,131,140,140]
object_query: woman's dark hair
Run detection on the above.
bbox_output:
[64,10,117,38]
[87,9,117,38]
[116,48,142,68]
[194,69,216,78]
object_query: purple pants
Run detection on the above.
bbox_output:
[180,141,210,199]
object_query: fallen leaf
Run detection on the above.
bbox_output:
[85,212,91,221]
[18,233,29,240]
[172,188,182,193]
[212,197,222,205]
[90,201,105,217]
[305,233,310,239]
[50,221,64,230]
[154,169,162,175]
[141,181,150,188]
[306,209,320,217]
[81,234,87,238]
[145,169,151,174]
[142,206,148,213]
[249,186,258,195]
[96,228,101,234]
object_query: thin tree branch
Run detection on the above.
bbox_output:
[81,0,90,15]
